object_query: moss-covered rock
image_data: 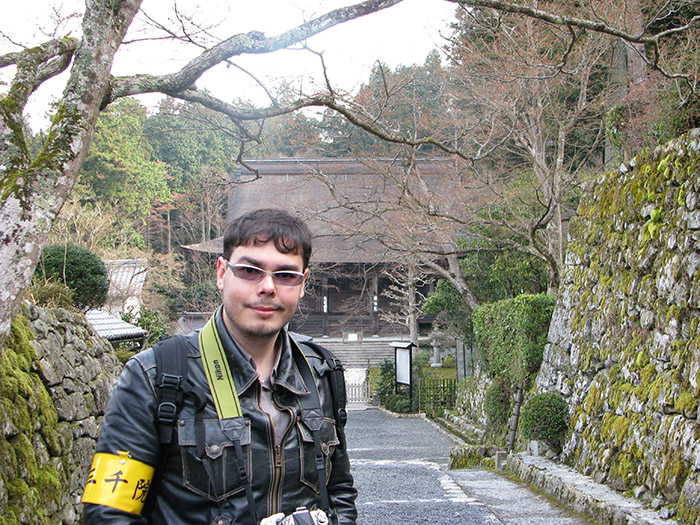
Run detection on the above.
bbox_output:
[0,305,122,524]
[536,128,700,524]
[0,314,64,524]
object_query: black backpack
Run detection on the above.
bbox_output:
[152,334,348,445]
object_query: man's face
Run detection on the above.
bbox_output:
[216,240,306,344]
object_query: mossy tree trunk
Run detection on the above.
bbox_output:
[0,0,142,349]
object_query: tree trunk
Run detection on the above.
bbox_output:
[167,208,172,256]
[507,386,523,452]
[0,0,143,348]
[407,267,418,345]
[625,0,648,87]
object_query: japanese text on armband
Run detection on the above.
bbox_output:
[81,450,155,515]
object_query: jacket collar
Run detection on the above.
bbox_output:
[213,306,309,396]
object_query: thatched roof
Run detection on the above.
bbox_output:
[183,157,473,264]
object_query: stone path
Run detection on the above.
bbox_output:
[345,407,592,524]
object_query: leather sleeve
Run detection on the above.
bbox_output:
[327,422,358,525]
[316,368,357,525]
[82,352,159,524]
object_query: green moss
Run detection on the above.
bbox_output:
[0,435,19,481]
[0,313,65,523]
[635,350,650,369]
[660,457,690,494]
[674,392,697,415]
[11,434,38,484]
[679,492,700,524]
[640,363,658,387]
[583,379,604,415]
[449,445,493,469]
[612,452,636,487]
[612,415,631,448]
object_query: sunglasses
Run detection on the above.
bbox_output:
[224,261,306,287]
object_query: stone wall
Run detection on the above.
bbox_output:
[1,304,121,524]
[537,129,700,523]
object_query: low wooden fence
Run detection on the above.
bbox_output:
[346,380,371,404]
[418,378,458,418]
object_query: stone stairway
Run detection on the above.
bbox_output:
[308,336,404,370]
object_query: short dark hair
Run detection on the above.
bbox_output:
[222,208,312,268]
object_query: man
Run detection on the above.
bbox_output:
[82,208,357,524]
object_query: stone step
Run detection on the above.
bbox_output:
[309,337,403,369]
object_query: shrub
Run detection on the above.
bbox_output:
[485,376,512,428]
[520,392,569,452]
[384,393,411,413]
[393,396,412,413]
[376,359,396,404]
[121,306,169,346]
[473,293,555,388]
[26,279,76,310]
[35,244,109,311]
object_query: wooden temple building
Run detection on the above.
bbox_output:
[182,158,459,340]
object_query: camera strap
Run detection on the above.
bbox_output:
[199,315,257,524]
[198,316,335,524]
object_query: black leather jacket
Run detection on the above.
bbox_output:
[83,310,357,524]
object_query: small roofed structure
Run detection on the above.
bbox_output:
[103,259,148,316]
[86,309,148,349]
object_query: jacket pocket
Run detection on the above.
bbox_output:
[178,418,251,501]
[297,418,340,492]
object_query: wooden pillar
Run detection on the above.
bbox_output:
[322,275,329,337]
[371,273,379,336]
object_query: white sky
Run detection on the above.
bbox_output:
[1,0,457,130]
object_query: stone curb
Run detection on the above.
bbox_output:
[376,407,426,419]
[506,454,679,525]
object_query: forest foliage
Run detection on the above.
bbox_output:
[27,0,700,322]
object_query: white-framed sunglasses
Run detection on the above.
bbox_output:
[224,260,306,287]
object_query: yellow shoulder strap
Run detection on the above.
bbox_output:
[198,314,243,420]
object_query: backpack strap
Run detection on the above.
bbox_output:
[291,342,334,523]
[144,335,205,518]
[298,340,348,431]
[154,335,188,444]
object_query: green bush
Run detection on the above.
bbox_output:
[473,293,555,388]
[121,306,168,346]
[485,376,512,428]
[376,359,396,404]
[520,392,569,452]
[385,394,411,413]
[393,396,412,413]
[35,244,109,311]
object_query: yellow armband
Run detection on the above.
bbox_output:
[81,450,155,515]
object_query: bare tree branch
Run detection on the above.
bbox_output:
[449,0,699,97]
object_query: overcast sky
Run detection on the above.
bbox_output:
[2,0,457,130]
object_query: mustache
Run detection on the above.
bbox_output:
[246,301,282,310]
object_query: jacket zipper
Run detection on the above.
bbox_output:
[267,394,295,515]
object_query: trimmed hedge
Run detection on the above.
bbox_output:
[35,244,109,311]
[472,293,555,388]
[485,376,512,428]
[520,392,569,452]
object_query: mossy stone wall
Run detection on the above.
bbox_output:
[537,128,700,523]
[0,304,121,524]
